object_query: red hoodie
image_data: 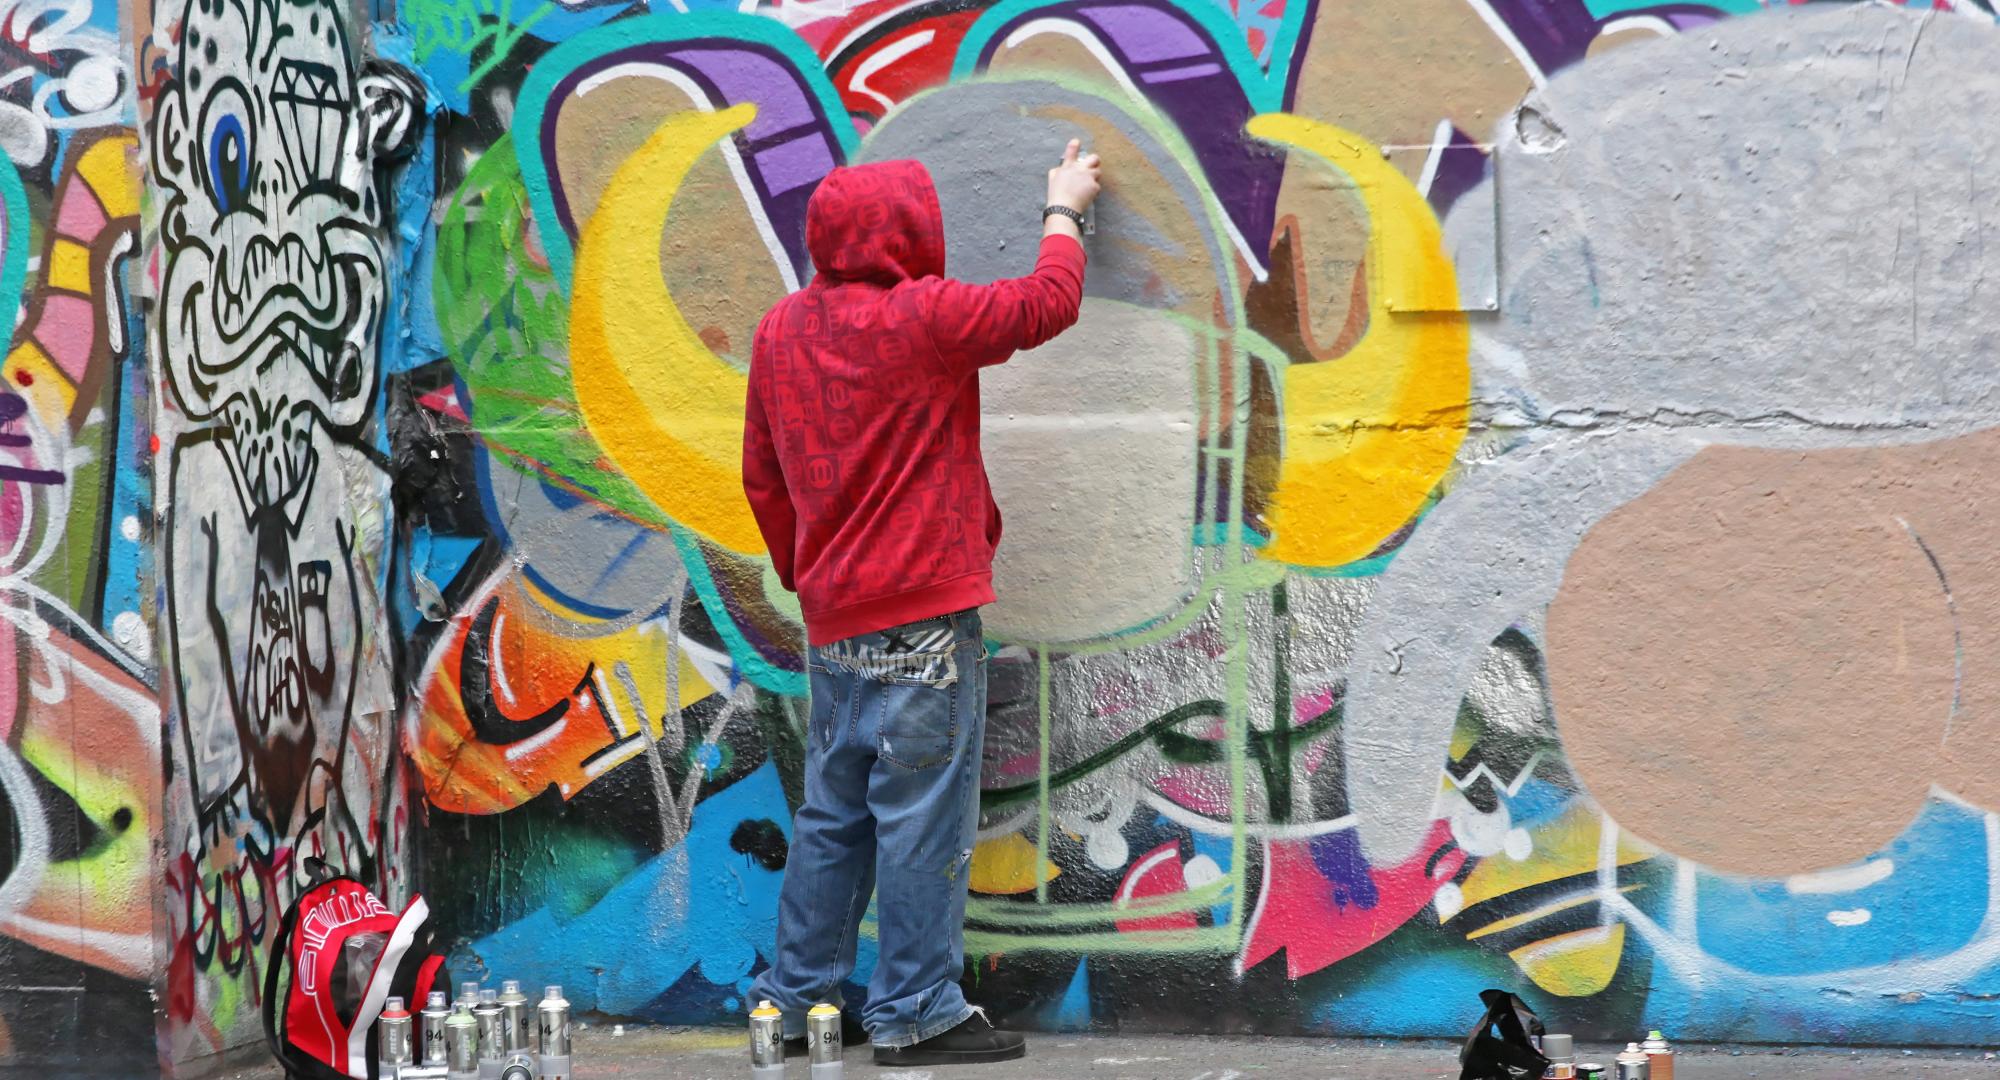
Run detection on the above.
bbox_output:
[742,160,1088,646]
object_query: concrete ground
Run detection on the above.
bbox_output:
[207,1027,2000,1080]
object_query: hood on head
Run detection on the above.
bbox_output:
[805,159,946,285]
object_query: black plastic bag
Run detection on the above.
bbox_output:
[1458,988,1550,1080]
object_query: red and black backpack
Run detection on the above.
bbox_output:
[262,857,450,1080]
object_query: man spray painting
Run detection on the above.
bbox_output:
[742,141,1103,1066]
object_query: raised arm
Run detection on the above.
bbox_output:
[923,139,1103,373]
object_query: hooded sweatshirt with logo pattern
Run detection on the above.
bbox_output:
[742,159,1088,646]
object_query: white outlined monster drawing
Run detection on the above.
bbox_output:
[150,0,421,894]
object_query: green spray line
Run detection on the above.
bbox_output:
[967,877,1229,927]
[1219,316,1253,945]
[1034,643,1053,904]
[966,925,1235,956]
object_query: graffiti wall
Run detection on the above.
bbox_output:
[0,0,157,1067]
[388,0,2000,1050]
[10,0,2000,1071]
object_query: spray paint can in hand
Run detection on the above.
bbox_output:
[807,1003,844,1079]
[421,991,452,1066]
[445,1003,481,1080]
[379,997,416,1070]
[536,985,572,1080]
[1615,1043,1650,1080]
[499,980,532,1054]
[475,989,506,1079]
[1642,1030,1674,1080]
[748,1000,785,1079]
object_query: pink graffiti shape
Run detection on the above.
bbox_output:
[1113,840,1200,933]
[1240,821,1464,979]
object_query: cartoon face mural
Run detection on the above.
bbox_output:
[146,0,422,1065]
[151,0,408,445]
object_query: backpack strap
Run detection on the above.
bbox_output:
[261,886,297,1074]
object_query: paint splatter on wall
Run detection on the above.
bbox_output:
[8,0,2000,1073]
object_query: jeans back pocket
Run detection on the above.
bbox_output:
[872,675,958,771]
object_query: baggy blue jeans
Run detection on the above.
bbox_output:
[750,609,985,1048]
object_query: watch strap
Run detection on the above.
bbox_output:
[1042,205,1086,226]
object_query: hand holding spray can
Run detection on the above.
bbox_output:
[748,1000,785,1079]
[421,991,452,1066]
[807,1003,844,1079]
[536,985,572,1080]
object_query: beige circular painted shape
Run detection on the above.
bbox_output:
[1546,445,1954,877]
[981,301,1199,643]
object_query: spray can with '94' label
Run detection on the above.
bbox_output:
[421,991,452,1066]
[808,1003,843,1079]
[537,985,572,1080]
[498,980,531,1053]
[749,1000,785,1079]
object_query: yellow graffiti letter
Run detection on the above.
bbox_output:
[571,103,768,554]
[1246,114,1470,568]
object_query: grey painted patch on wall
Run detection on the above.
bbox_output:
[1348,3,2000,864]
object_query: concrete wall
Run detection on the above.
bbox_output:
[4,0,2000,1072]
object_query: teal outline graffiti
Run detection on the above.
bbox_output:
[670,524,807,696]
[949,0,1310,111]
[0,154,31,331]
[514,10,858,290]
[510,11,852,697]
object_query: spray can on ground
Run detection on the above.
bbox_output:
[537,985,572,1080]
[499,980,532,1053]
[379,997,416,1070]
[1641,1031,1674,1080]
[749,1000,785,1079]
[457,981,482,1010]
[807,1003,843,1079]
[421,991,452,1066]
[475,989,506,1079]
[446,1003,481,1080]
[1577,1065,1609,1080]
[395,1067,452,1080]
[1539,1033,1574,1079]
[1615,1043,1650,1080]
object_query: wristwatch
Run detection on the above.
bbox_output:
[1042,205,1086,226]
